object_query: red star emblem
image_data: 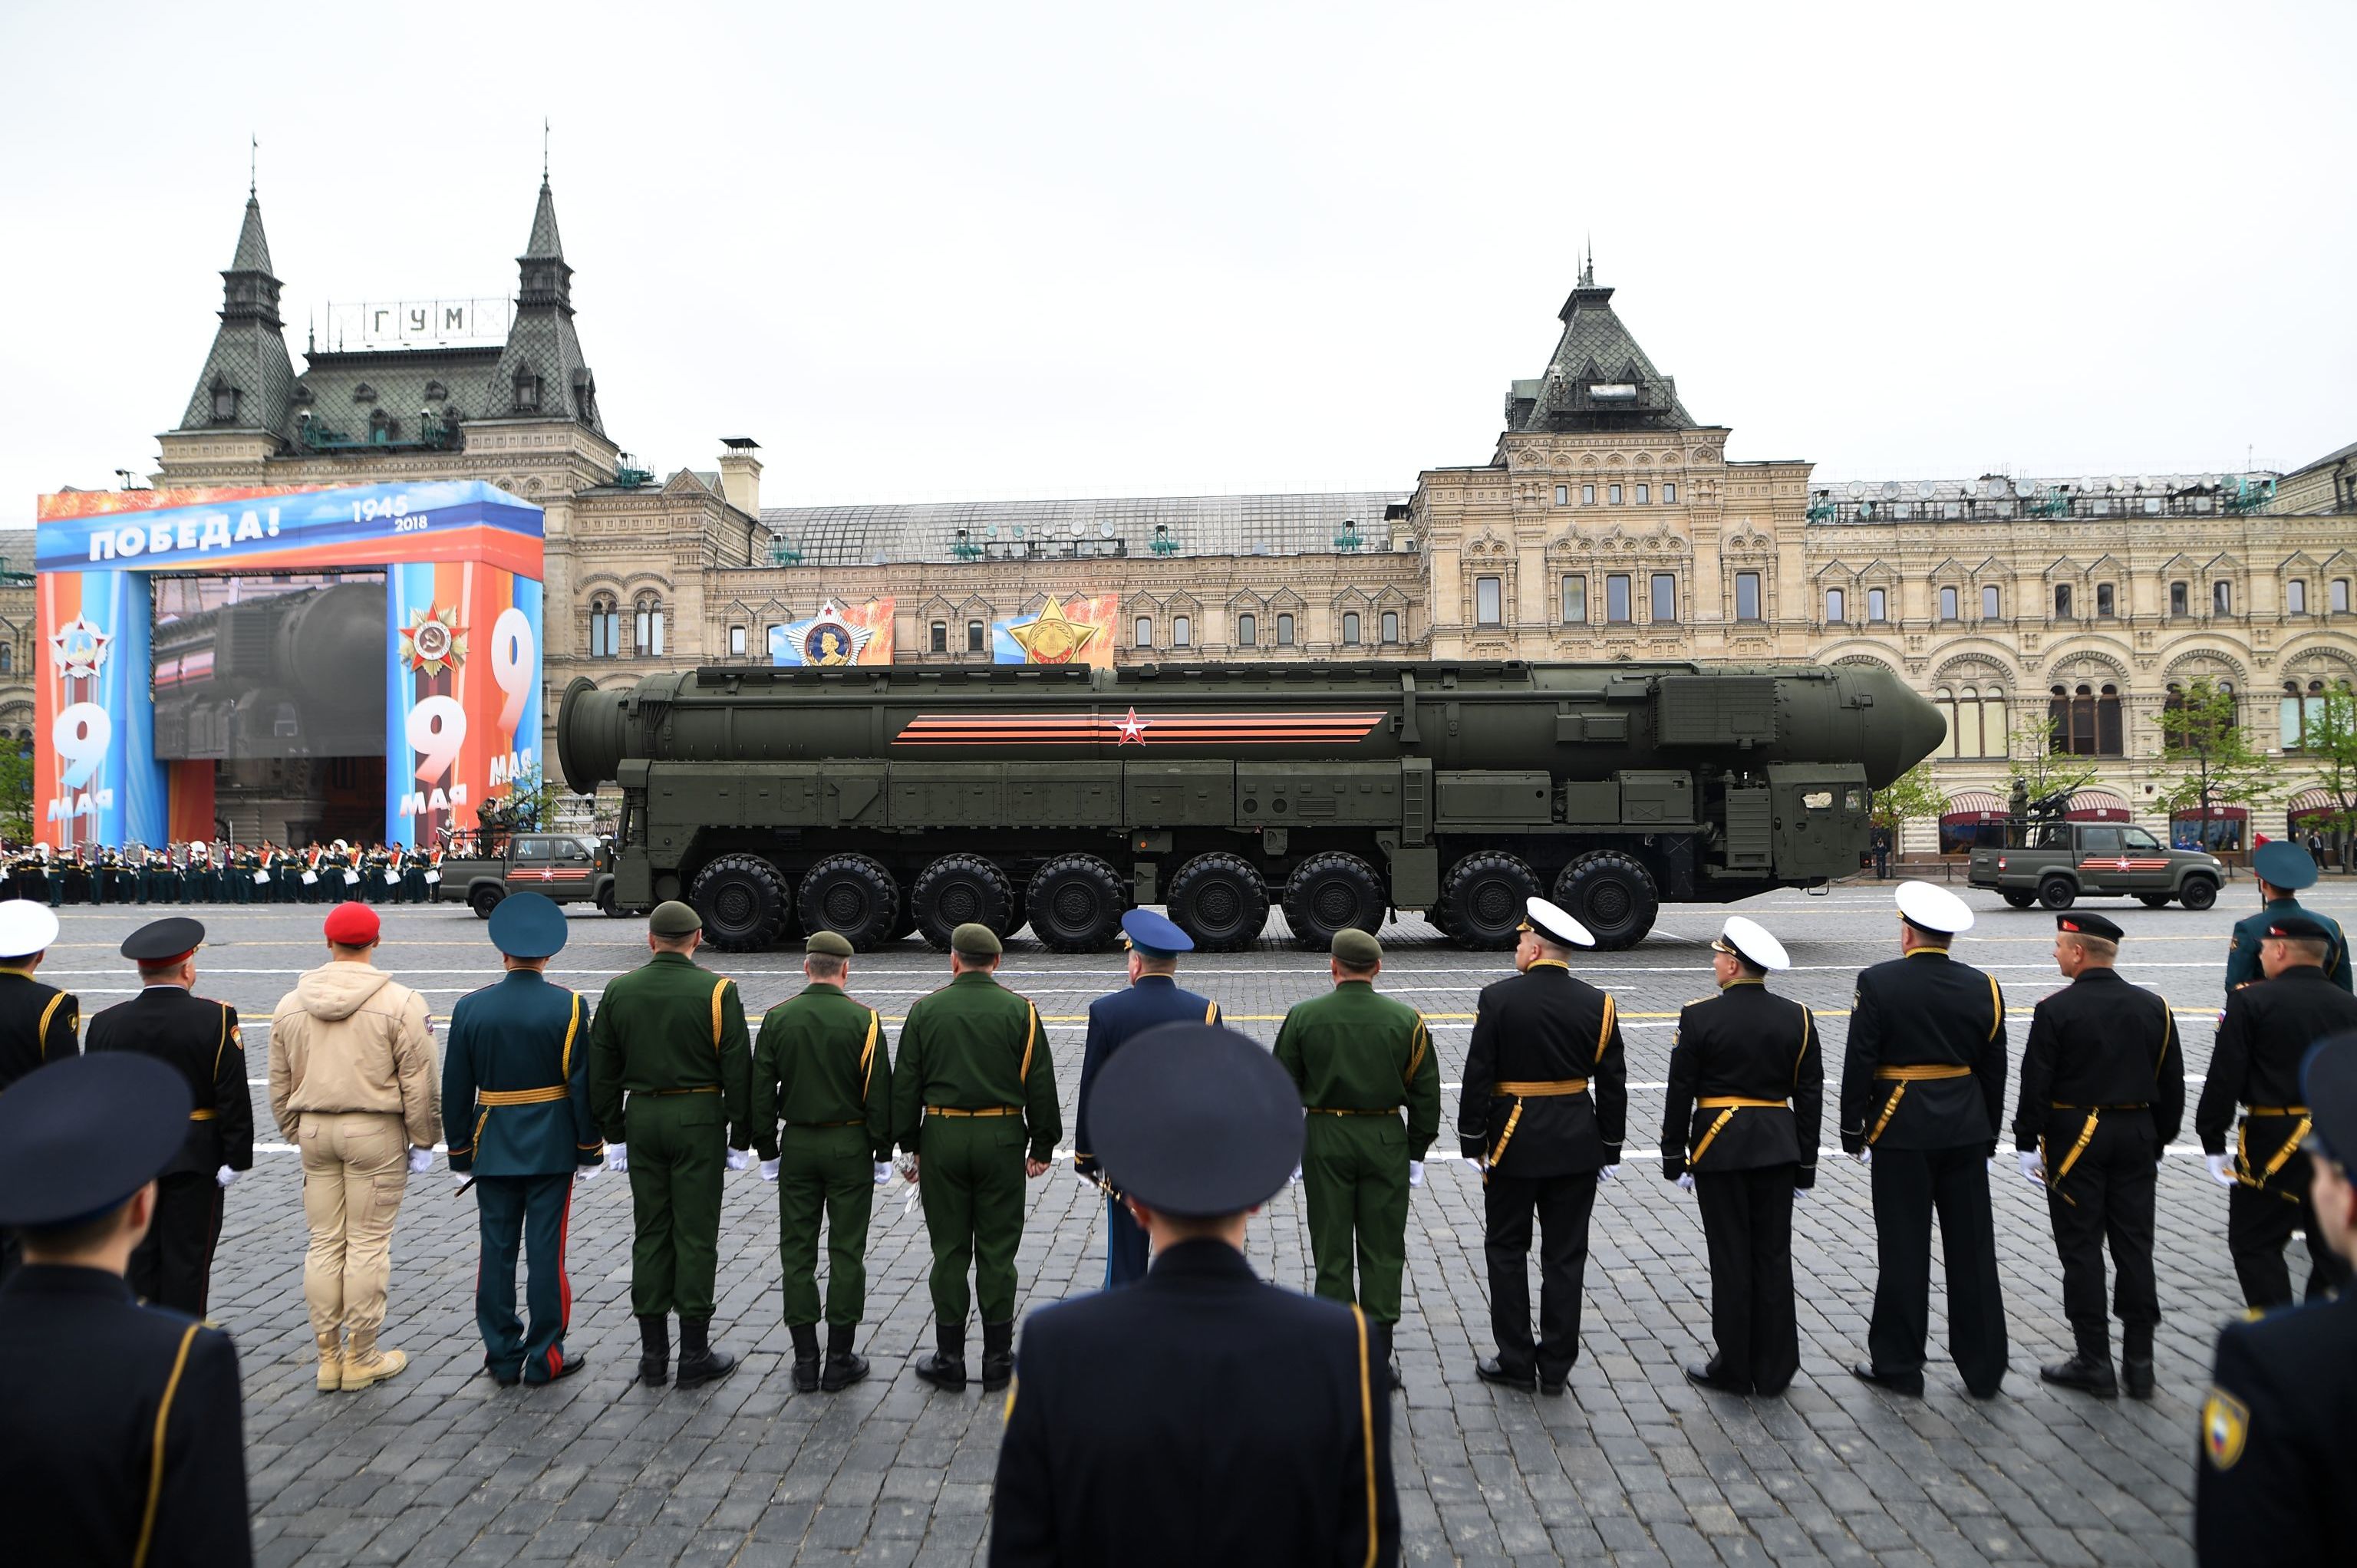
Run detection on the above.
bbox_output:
[2116,859,2131,872]
[538,869,557,881]
[1116,707,1149,745]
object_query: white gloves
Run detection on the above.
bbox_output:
[1675,1173,1696,1193]
[1596,1164,1620,1185]
[1289,1164,1303,1186]
[405,1147,433,1175]
[215,1165,240,1189]
[725,1148,755,1172]
[759,1158,780,1183]
[874,1161,893,1186]
[2206,1152,2237,1188]
[2018,1150,2045,1189]
[606,1143,629,1174]
[1851,1148,1871,1168]
[574,1164,599,1184]
[455,1172,472,1191]
[1408,1161,1425,1189]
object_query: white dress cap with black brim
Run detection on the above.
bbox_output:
[0,899,61,962]
[1522,897,1595,950]
[1894,880,1974,936]
[1714,914,1789,972]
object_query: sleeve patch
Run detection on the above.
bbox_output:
[2201,1388,2249,1470]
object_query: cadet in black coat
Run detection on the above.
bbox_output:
[2194,913,2357,1310]
[0,1052,252,1567]
[83,919,252,1318]
[2009,914,2181,1399]
[1840,882,2009,1398]
[1661,916,1822,1396]
[0,901,79,1283]
[994,1023,1396,1567]
[2195,1033,2357,1566]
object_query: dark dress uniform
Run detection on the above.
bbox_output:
[1841,947,2009,1395]
[2195,964,2357,1308]
[444,970,602,1383]
[2225,898,2351,995]
[1074,973,1221,1286]
[1660,978,1822,1395]
[1457,958,1625,1386]
[0,964,80,1280]
[2012,964,2181,1388]
[2196,1290,2357,1565]
[86,983,252,1317]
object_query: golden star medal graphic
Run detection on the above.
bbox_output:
[401,604,469,677]
[1005,597,1103,664]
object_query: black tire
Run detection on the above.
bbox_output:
[469,883,504,920]
[690,853,792,952]
[911,853,1016,952]
[2178,876,2218,911]
[1552,851,1660,950]
[1438,851,1539,950]
[1166,852,1271,952]
[2037,875,2077,911]
[795,853,900,952]
[1026,855,1128,952]
[888,889,920,943]
[1281,852,1387,950]
[2001,890,2037,910]
[2137,893,2174,909]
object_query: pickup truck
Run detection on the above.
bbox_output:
[431,832,629,918]
[1968,821,2225,911]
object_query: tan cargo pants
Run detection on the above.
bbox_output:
[298,1110,410,1336]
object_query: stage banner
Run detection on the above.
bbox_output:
[992,594,1119,666]
[770,597,895,666]
[386,562,545,849]
[34,570,163,848]
[36,479,543,577]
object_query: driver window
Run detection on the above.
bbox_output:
[2079,827,2123,855]
[2036,825,2070,848]
[2121,826,2161,852]
[514,839,549,861]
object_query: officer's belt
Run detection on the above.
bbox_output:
[1689,1096,1788,1164]
[187,1108,217,1122]
[1309,1105,1401,1115]
[2237,1106,2314,1197]
[794,1118,868,1128]
[2246,1105,2309,1115]
[1490,1079,1588,1097]
[927,1105,1020,1118]
[476,1085,569,1107]
[650,1085,720,1096]
[1866,1062,1972,1145]
[2041,1102,2151,1202]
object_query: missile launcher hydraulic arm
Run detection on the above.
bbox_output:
[558,658,1946,954]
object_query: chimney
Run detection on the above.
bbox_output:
[717,436,762,516]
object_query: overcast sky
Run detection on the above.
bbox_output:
[3,1,2349,521]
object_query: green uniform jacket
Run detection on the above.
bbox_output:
[891,970,1059,1163]
[588,950,753,1148]
[1274,980,1442,1157]
[443,970,602,1176]
[2226,896,2352,995]
[750,980,892,1162]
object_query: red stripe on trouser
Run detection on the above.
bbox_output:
[546,1183,573,1379]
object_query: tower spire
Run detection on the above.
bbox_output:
[1581,236,1594,288]
[249,133,258,198]
[542,116,549,182]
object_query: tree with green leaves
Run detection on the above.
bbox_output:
[2005,707,2100,806]
[2291,682,2357,867]
[0,749,30,845]
[2156,678,2276,847]
[1871,759,1946,848]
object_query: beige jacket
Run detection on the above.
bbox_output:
[268,962,440,1147]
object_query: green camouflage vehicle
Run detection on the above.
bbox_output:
[1968,809,2225,911]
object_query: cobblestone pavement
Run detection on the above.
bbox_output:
[46,877,2357,1565]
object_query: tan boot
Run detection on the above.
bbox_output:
[314,1330,344,1393]
[340,1329,409,1392]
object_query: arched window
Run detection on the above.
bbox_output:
[1135,617,1153,648]
[1172,615,1191,647]
[1981,585,2002,620]
[1276,613,1295,646]
[2282,679,2342,752]
[588,595,620,658]
[632,594,664,657]
[1381,610,1400,644]
[1866,586,1887,622]
[2054,584,2072,618]
[1825,587,1844,623]
[2050,682,2123,756]
[1341,611,1360,645]
[1940,585,1959,620]
[929,621,947,654]
[1937,684,2009,759]
[1237,612,1257,647]
[0,644,12,674]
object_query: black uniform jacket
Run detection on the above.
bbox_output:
[1840,949,2007,1156]
[991,1240,1397,1568]
[2194,965,2357,1159]
[1660,980,1823,1185]
[1071,974,1221,1182]
[86,985,252,1178]
[2195,1290,2357,1566]
[0,1265,251,1567]
[1457,960,1627,1177]
[0,967,78,1093]
[2011,967,2183,1152]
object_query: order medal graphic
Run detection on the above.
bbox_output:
[401,604,468,677]
[1006,597,1103,664]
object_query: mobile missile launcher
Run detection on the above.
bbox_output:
[557,659,1946,954]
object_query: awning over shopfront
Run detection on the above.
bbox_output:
[2066,789,2131,822]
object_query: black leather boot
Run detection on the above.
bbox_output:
[637,1314,669,1387]
[820,1324,869,1393]
[789,1324,821,1393]
[2121,1323,2155,1401]
[981,1320,1015,1393]
[1372,1322,1403,1392]
[2039,1324,2118,1398]
[915,1322,968,1392]
[674,1318,737,1388]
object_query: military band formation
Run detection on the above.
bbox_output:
[1,838,2353,1563]
[0,838,453,907]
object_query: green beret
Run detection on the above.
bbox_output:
[1330,927,1383,969]
[648,900,703,937]
[804,930,855,959]
[951,922,1003,958]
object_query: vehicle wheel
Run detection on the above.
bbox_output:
[1025,855,1128,952]
[690,853,792,952]
[2138,894,2174,909]
[795,853,900,951]
[1167,852,1271,952]
[2001,891,2037,910]
[596,884,625,917]
[2178,876,2218,911]
[911,854,1016,952]
[469,884,504,920]
[2036,875,2077,911]
[1281,852,1387,950]
[1552,851,1660,950]
[1438,851,1539,950]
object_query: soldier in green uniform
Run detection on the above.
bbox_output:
[588,900,755,1388]
[892,922,1058,1395]
[2227,841,2352,995]
[1274,927,1442,1390]
[752,929,892,1393]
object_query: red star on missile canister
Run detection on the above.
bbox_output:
[1116,707,1150,745]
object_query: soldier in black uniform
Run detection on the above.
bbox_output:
[2196,912,2357,1311]
[83,917,252,1318]
[992,1022,1397,1567]
[1661,915,1822,1396]
[1459,897,1627,1395]
[0,901,79,1283]
[2195,1032,2357,1564]
[1841,881,2009,1398]
[0,1052,252,1566]
[2010,913,2182,1399]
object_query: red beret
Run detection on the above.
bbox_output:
[323,902,381,946]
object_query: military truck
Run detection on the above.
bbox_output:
[556,659,1947,954]
[1967,809,2224,911]
[430,832,627,919]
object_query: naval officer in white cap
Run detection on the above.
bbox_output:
[0,899,79,1283]
[1841,881,2009,1398]
[1661,915,1822,1395]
